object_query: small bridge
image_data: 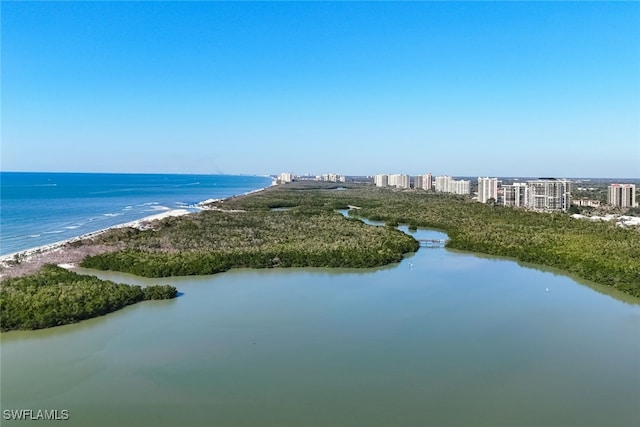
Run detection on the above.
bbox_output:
[417,239,447,248]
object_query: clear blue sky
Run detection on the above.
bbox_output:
[2,1,639,178]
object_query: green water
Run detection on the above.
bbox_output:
[1,226,639,426]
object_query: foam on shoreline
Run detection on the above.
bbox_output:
[0,181,275,271]
[0,209,191,267]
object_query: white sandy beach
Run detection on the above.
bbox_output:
[0,180,276,277]
[0,209,191,272]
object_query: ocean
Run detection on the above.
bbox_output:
[0,172,273,256]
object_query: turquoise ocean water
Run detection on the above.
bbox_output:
[0,172,273,256]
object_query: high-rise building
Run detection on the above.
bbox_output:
[402,175,410,189]
[435,175,469,195]
[526,178,571,211]
[451,180,470,195]
[414,175,423,190]
[374,174,388,187]
[278,172,293,183]
[413,174,432,190]
[388,174,410,189]
[424,173,433,190]
[477,177,498,203]
[417,173,432,190]
[502,182,527,207]
[608,184,638,208]
[435,176,452,192]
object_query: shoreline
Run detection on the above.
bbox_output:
[0,179,276,277]
[0,208,191,262]
[0,209,191,275]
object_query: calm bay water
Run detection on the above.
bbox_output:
[0,172,273,255]
[1,223,639,427]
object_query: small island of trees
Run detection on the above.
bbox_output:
[0,265,177,331]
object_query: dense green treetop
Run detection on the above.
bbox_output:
[0,265,177,331]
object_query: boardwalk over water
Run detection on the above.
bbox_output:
[417,239,447,248]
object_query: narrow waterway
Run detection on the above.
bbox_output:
[1,211,639,426]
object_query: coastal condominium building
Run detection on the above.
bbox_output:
[435,175,453,192]
[608,184,638,208]
[374,174,388,187]
[526,178,571,211]
[278,172,293,183]
[435,175,470,195]
[417,173,433,190]
[477,177,498,203]
[388,174,410,189]
[414,175,423,190]
[414,174,433,190]
[502,182,527,207]
[451,179,471,195]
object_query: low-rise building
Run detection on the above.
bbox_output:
[572,199,601,208]
[321,173,346,183]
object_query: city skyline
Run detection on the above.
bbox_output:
[2,2,639,178]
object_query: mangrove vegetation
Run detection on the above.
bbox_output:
[81,207,419,277]
[198,183,640,297]
[3,182,639,331]
[0,265,177,331]
[16,181,638,303]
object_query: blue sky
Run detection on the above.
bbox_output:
[2,1,639,177]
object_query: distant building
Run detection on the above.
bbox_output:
[414,175,422,190]
[502,183,527,207]
[572,199,601,208]
[608,184,637,208]
[435,175,452,192]
[278,172,293,183]
[477,177,498,203]
[374,174,388,187]
[451,180,470,195]
[414,173,433,190]
[434,175,470,195]
[388,174,410,189]
[526,178,571,211]
[296,174,317,181]
[321,173,346,183]
[424,173,433,190]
